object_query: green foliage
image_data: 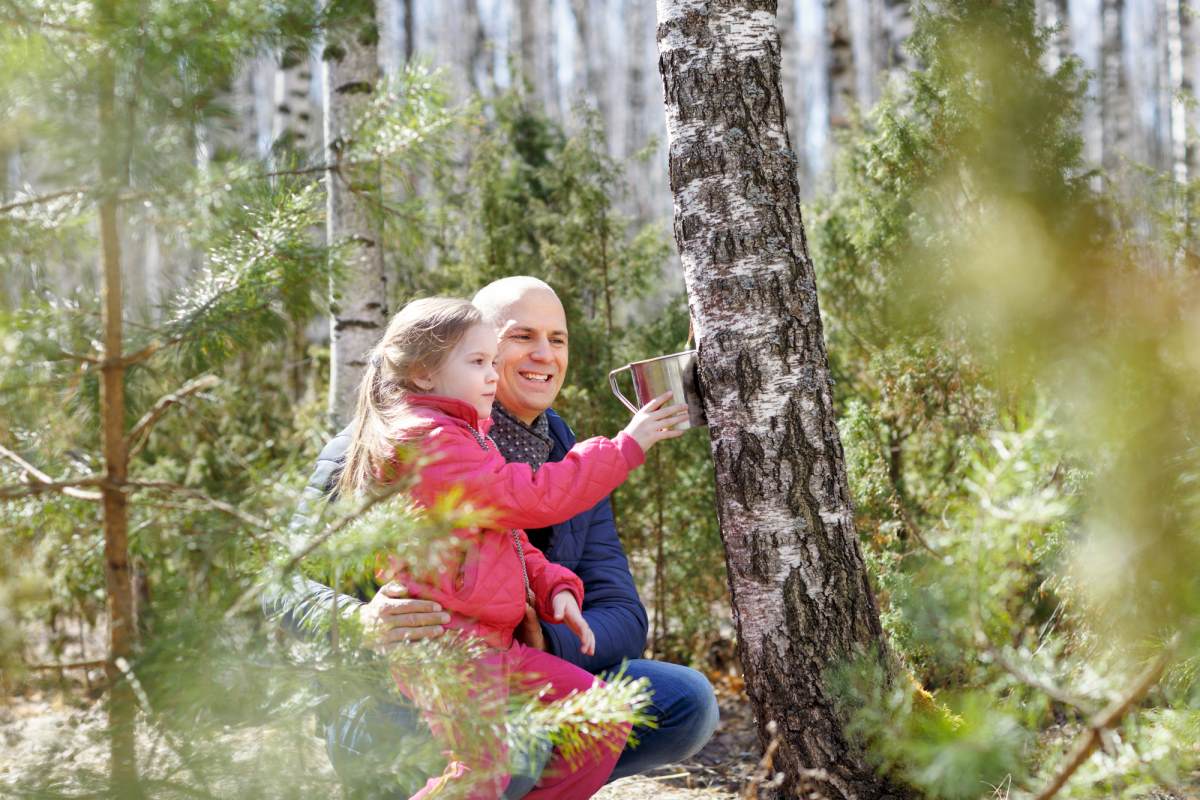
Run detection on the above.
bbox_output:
[814,0,1200,795]
[1,9,664,795]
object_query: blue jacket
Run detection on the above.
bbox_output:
[263,408,649,674]
[537,409,649,671]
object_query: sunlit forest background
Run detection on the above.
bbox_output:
[3,0,1200,797]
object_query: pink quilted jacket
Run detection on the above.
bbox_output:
[378,394,645,649]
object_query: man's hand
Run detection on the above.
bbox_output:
[514,603,548,651]
[552,591,594,656]
[358,582,449,653]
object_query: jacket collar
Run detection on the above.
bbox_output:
[406,394,492,434]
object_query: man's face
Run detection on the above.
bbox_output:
[493,289,569,424]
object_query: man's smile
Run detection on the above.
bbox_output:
[518,371,554,383]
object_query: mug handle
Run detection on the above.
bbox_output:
[608,365,639,414]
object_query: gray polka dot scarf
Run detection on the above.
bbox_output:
[489,403,554,470]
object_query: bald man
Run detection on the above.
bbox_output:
[268,278,718,798]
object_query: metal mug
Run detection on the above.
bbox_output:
[608,349,707,429]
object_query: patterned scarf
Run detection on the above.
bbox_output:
[489,403,554,470]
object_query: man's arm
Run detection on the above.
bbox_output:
[262,428,447,645]
[540,497,649,671]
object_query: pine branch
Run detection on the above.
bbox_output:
[126,375,220,459]
[1032,637,1178,800]
[0,445,103,500]
[125,481,272,532]
[224,481,412,619]
[0,475,104,500]
[977,632,1097,715]
[0,186,92,214]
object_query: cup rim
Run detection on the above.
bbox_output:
[624,349,698,368]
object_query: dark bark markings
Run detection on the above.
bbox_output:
[657,2,896,794]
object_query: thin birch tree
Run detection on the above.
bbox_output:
[826,0,855,130]
[324,0,389,426]
[1101,0,1131,173]
[656,1,901,794]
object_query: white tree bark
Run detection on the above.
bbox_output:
[1167,0,1195,184]
[656,1,896,794]
[324,0,389,427]
[1101,0,1131,173]
[273,45,316,154]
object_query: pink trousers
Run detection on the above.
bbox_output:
[406,640,631,800]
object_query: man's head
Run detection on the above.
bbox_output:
[473,277,569,425]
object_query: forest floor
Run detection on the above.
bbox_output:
[1,639,762,799]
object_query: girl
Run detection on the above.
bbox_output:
[336,297,689,799]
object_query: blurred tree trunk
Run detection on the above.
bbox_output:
[624,0,653,223]
[273,44,316,153]
[273,43,318,404]
[873,0,912,94]
[324,0,388,427]
[1101,0,1130,173]
[656,1,898,795]
[1167,0,1196,184]
[777,0,809,184]
[826,0,855,131]
[96,0,139,793]
[569,0,610,123]
[1037,0,1071,72]
[464,0,490,94]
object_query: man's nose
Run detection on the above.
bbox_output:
[529,337,552,360]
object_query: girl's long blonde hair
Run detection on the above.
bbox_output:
[336,297,483,498]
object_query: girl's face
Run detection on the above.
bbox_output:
[419,323,500,419]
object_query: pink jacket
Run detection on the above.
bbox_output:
[379,395,645,649]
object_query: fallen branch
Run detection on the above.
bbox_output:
[125,374,220,459]
[741,720,782,800]
[1032,637,1178,800]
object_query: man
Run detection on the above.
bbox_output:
[270,277,718,798]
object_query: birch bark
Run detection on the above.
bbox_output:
[324,0,388,426]
[656,1,898,794]
[1167,0,1195,184]
[1101,0,1131,172]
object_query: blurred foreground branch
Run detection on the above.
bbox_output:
[1032,636,1178,800]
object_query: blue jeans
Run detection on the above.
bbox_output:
[325,658,719,799]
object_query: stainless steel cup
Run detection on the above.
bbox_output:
[608,349,707,429]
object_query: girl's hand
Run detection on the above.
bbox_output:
[552,591,595,656]
[622,392,691,453]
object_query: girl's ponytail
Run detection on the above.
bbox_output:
[335,297,483,498]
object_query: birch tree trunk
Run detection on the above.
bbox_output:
[570,0,610,123]
[1101,0,1130,173]
[1037,0,1071,73]
[1167,0,1195,184]
[96,0,138,792]
[324,0,388,427]
[826,0,855,130]
[273,44,319,403]
[273,44,316,153]
[873,0,912,92]
[656,2,898,795]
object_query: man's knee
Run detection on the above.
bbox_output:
[661,664,719,759]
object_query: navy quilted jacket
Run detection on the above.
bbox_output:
[537,409,649,671]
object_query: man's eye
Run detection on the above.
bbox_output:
[552,339,567,346]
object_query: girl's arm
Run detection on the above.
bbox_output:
[410,424,645,530]
[517,529,584,622]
